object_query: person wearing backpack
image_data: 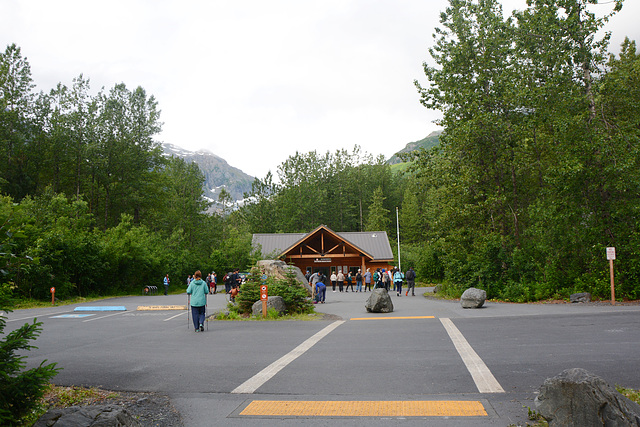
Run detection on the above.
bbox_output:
[355,270,363,292]
[393,269,404,297]
[381,269,390,291]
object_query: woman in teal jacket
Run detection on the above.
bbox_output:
[187,270,208,332]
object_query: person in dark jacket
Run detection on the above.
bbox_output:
[405,267,416,296]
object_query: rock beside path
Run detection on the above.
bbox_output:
[34,404,141,427]
[252,295,286,316]
[535,368,640,426]
[365,288,394,313]
[257,260,312,293]
[570,292,591,303]
[460,287,486,308]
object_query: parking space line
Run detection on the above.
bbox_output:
[232,320,345,394]
[440,318,504,393]
[82,311,127,322]
[5,311,70,322]
[164,311,187,321]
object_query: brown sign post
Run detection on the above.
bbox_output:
[260,285,268,318]
[606,247,616,305]
[50,287,55,305]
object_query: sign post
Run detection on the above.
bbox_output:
[50,287,55,305]
[260,285,268,318]
[606,247,616,306]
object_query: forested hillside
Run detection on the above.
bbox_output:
[387,130,441,165]
[0,43,253,301]
[1,0,639,304]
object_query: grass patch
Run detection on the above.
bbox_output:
[617,386,640,404]
[22,384,121,426]
[213,303,320,321]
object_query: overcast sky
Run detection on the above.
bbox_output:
[2,0,638,179]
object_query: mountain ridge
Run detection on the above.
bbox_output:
[162,143,254,204]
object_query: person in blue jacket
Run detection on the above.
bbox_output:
[393,269,404,297]
[187,270,208,332]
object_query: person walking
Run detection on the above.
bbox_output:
[355,269,363,292]
[373,269,380,289]
[394,269,404,296]
[330,271,337,292]
[364,268,372,292]
[336,270,345,292]
[345,271,354,292]
[163,274,170,295]
[224,271,233,294]
[405,267,416,296]
[187,270,208,332]
[381,269,390,291]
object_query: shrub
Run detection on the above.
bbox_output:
[236,266,313,315]
[0,312,59,425]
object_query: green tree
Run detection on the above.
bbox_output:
[365,186,390,232]
[0,201,58,426]
[0,43,36,199]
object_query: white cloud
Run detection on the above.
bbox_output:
[2,0,638,178]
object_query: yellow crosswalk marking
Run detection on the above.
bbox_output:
[240,400,487,417]
[350,316,435,320]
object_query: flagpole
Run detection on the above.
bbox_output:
[396,206,401,272]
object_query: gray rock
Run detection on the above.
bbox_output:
[365,288,394,313]
[570,292,591,303]
[252,295,287,316]
[535,368,640,426]
[34,404,141,427]
[460,287,486,308]
[433,284,442,294]
[257,260,312,294]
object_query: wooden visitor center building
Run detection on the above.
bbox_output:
[252,225,395,276]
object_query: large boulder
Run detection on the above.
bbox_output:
[365,288,394,313]
[34,404,141,427]
[460,287,486,308]
[257,260,312,294]
[570,292,591,303]
[535,368,640,426]
[252,295,287,316]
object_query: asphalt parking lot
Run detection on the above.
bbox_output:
[6,288,640,426]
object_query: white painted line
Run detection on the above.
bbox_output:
[82,311,127,322]
[6,311,69,322]
[164,311,187,321]
[440,318,505,393]
[232,320,345,394]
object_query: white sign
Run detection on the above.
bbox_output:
[606,247,616,260]
[314,258,332,263]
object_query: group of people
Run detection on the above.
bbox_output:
[306,266,417,303]
[371,267,416,296]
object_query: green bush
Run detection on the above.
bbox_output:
[236,266,313,315]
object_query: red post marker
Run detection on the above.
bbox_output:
[260,285,268,317]
[50,287,55,305]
